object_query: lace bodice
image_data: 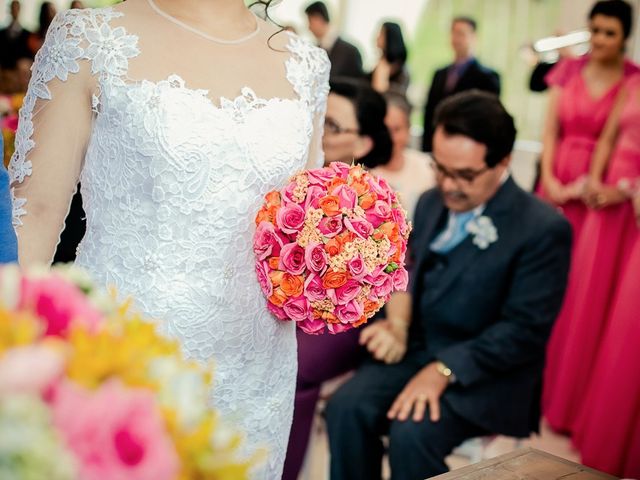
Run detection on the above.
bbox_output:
[9,3,329,478]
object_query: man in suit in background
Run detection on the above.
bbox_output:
[422,17,500,152]
[305,1,363,80]
[326,91,572,480]
[0,1,31,70]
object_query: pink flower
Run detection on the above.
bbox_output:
[365,200,392,228]
[255,261,273,297]
[276,203,306,235]
[392,268,409,291]
[51,380,179,480]
[281,181,298,204]
[279,243,306,276]
[305,185,326,210]
[364,266,385,286]
[318,215,343,238]
[298,317,327,335]
[392,208,410,236]
[333,184,358,209]
[373,273,394,298]
[330,161,351,178]
[328,279,362,306]
[307,167,336,186]
[328,322,353,334]
[19,275,102,337]
[335,300,364,324]
[347,255,367,281]
[304,273,327,302]
[0,345,65,396]
[254,222,284,260]
[305,242,328,273]
[268,302,288,320]
[344,217,374,239]
[283,296,311,322]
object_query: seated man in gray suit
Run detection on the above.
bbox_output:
[305,1,363,80]
[326,91,572,480]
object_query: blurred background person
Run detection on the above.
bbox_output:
[70,1,85,9]
[282,79,393,480]
[26,1,56,58]
[0,1,31,71]
[305,1,363,80]
[370,21,409,95]
[371,91,435,220]
[421,16,500,152]
[537,0,638,243]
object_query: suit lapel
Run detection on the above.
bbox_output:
[413,198,446,275]
[423,178,520,305]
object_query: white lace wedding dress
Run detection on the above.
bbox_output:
[9,1,329,477]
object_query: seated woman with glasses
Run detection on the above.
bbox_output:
[282,79,394,480]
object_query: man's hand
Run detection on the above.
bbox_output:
[387,362,449,423]
[359,319,407,364]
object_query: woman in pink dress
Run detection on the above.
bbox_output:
[541,0,639,433]
[538,0,638,240]
[567,76,640,477]
[544,73,640,434]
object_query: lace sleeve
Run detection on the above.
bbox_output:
[9,8,135,266]
[286,35,330,169]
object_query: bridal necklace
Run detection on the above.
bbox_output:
[147,0,261,45]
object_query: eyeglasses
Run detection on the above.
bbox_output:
[324,117,360,135]
[429,156,491,185]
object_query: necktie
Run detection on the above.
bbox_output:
[430,211,476,254]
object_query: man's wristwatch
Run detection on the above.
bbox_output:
[435,361,456,383]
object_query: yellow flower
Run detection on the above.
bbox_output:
[0,308,41,354]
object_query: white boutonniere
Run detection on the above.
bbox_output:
[466,215,498,250]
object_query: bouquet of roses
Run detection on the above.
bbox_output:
[0,264,254,480]
[253,162,411,335]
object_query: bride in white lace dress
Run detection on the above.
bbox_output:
[9,0,329,477]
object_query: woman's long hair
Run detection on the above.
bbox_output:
[381,22,407,67]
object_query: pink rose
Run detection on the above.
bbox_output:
[373,273,394,298]
[328,322,353,334]
[392,207,409,234]
[307,167,336,185]
[364,265,385,285]
[19,275,103,337]
[333,184,358,209]
[0,345,65,396]
[305,185,326,210]
[392,268,409,291]
[281,182,298,204]
[369,176,393,200]
[344,217,374,239]
[51,380,180,480]
[347,255,367,281]
[330,161,351,178]
[328,279,362,305]
[276,203,306,235]
[254,222,283,260]
[335,300,364,324]
[304,273,327,302]
[268,302,288,320]
[319,215,343,238]
[279,243,306,275]
[298,317,327,335]
[255,261,273,297]
[365,200,392,227]
[283,296,311,322]
[305,242,328,273]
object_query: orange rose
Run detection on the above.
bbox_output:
[326,177,347,194]
[364,300,381,316]
[337,231,355,245]
[280,273,304,297]
[322,311,340,324]
[379,222,400,243]
[319,196,341,217]
[269,289,288,307]
[265,190,281,208]
[353,315,369,328]
[391,248,402,264]
[269,270,285,287]
[358,191,376,209]
[322,270,350,289]
[268,257,280,270]
[325,238,342,257]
